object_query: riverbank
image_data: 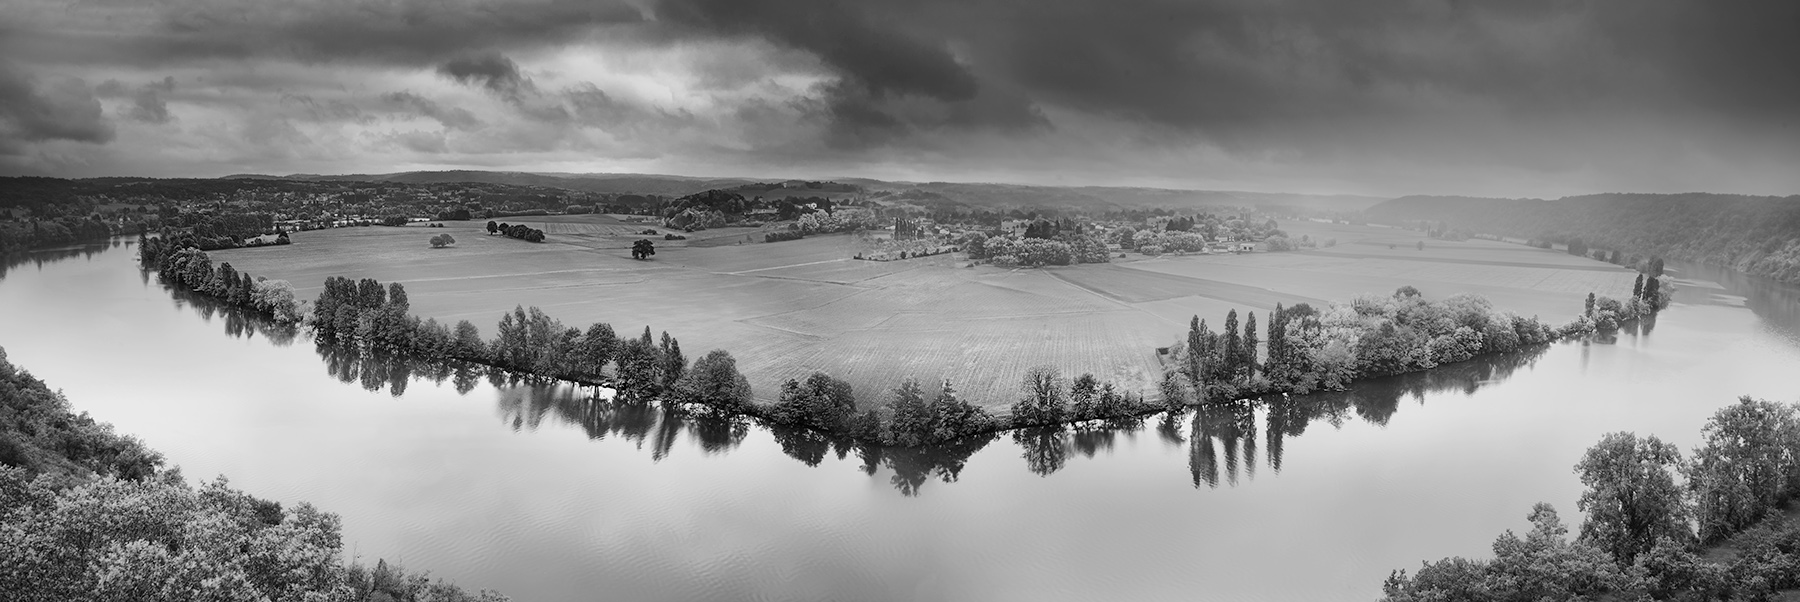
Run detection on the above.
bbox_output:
[11,227,1800,602]
[0,346,508,601]
[294,269,1598,449]
[211,218,1639,410]
[1381,395,1800,601]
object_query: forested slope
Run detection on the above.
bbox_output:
[1367,193,1800,283]
[0,347,506,601]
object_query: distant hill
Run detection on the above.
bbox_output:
[269,171,1387,212]
[282,171,766,196]
[1367,193,1800,283]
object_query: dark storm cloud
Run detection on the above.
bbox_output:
[655,0,1046,145]
[98,77,178,124]
[643,0,1800,158]
[0,63,113,152]
[438,53,535,99]
[380,92,483,131]
[1584,0,1800,116]
[897,0,1800,139]
[2,0,1796,194]
[657,0,976,102]
[3,0,646,68]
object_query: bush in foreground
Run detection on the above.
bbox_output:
[0,467,507,602]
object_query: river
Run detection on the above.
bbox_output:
[3,239,1799,601]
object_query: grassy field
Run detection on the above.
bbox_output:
[215,216,1637,411]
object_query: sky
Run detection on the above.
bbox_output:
[1,0,1797,199]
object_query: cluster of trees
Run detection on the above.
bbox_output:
[430,233,457,248]
[0,216,117,256]
[1571,272,1673,335]
[0,468,509,601]
[764,374,1002,447]
[309,278,753,412]
[1132,230,1212,255]
[1168,290,1558,403]
[962,232,1111,266]
[1010,367,1157,427]
[1147,213,1283,241]
[0,347,162,484]
[765,230,805,243]
[147,246,303,323]
[760,365,1152,450]
[667,207,727,230]
[1382,396,1800,601]
[136,225,289,263]
[485,221,545,242]
[795,207,882,234]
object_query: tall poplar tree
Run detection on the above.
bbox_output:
[1221,310,1241,381]
[1267,303,1287,382]
[1242,311,1259,380]
[659,331,686,388]
[1186,316,1205,386]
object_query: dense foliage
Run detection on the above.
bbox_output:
[309,276,744,413]
[1170,292,1557,403]
[0,348,161,483]
[0,348,506,601]
[1367,193,1800,284]
[490,222,544,243]
[144,246,303,323]
[1384,396,1800,601]
[0,468,507,602]
[631,239,656,259]
[1381,504,1633,602]
[966,231,1111,267]
[0,217,117,256]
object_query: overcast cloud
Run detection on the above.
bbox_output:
[1,0,1796,197]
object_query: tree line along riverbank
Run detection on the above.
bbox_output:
[140,234,1675,449]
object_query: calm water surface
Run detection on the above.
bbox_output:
[3,240,1799,601]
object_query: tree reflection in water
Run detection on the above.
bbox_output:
[1013,427,1068,478]
[0,239,121,281]
[160,267,300,347]
[488,370,749,458]
[304,336,1552,496]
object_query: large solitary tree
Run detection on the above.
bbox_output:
[1574,432,1692,565]
[632,239,656,260]
[1011,365,1067,425]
